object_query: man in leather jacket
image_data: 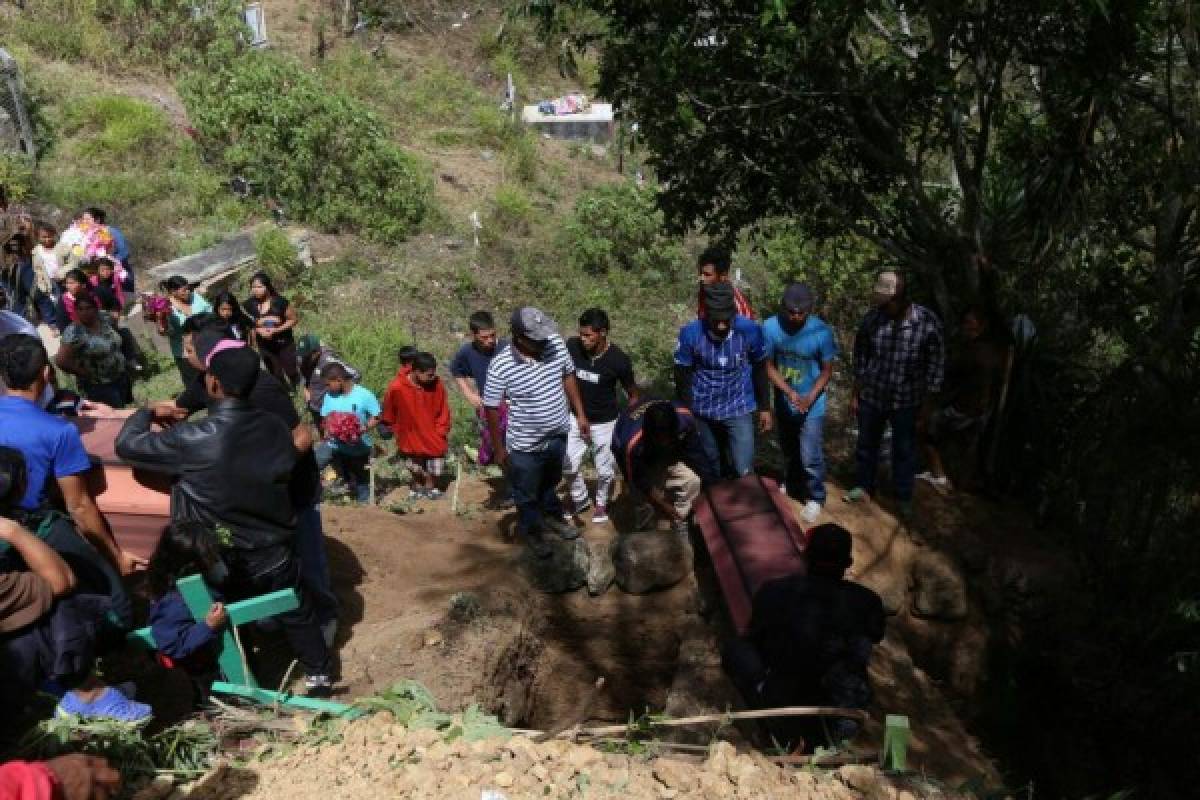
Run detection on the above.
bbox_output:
[116,347,333,693]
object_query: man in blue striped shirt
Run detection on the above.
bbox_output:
[483,307,590,556]
[673,283,771,478]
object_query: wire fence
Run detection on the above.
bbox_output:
[0,48,37,161]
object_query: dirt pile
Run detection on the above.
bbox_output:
[183,713,962,800]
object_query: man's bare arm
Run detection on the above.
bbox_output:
[58,474,144,576]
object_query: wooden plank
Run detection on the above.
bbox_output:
[226,589,299,626]
[210,682,361,717]
[177,574,254,688]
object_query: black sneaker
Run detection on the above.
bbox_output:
[305,674,333,698]
[543,515,580,540]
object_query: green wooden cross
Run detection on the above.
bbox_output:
[881,714,910,771]
[126,574,357,717]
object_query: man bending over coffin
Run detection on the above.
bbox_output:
[611,398,717,537]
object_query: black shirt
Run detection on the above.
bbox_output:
[566,337,635,423]
[749,574,885,696]
[243,295,294,346]
[177,369,320,508]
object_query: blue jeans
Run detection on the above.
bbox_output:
[777,408,827,504]
[294,503,337,625]
[854,399,917,501]
[508,435,567,535]
[315,441,370,503]
[695,413,756,478]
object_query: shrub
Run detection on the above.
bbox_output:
[0,155,35,203]
[12,0,247,71]
[739,221,877,330]
[562,181,684,277]
[179,52,431,244]
[489,184,534,236]
[254,227,302,284]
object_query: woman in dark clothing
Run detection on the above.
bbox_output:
[243,271,300,389]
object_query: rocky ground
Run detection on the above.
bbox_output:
[174,712,968,800]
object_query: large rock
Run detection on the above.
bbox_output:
[613,531,691,594]
[521,537,589,593]
[585,537,616,596]
[909,551,969,621]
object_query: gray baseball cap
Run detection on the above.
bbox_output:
[511,307,559,342]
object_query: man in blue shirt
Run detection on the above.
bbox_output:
[673,282,771,478]
[764,284,838,523]
[0,334,141,576]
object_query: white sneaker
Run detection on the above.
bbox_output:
[801,501,822,524]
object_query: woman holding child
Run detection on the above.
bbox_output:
[157,275,212,385]
[243,271,300,390]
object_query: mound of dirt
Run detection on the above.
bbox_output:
[183,713,963,800]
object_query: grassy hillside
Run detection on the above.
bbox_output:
[0,1,782,451]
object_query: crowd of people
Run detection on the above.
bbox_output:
[0,226,1011,761]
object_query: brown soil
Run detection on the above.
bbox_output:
[321,475,696,731]
[179,712,967,800]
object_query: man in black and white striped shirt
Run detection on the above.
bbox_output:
[483,307,590,556]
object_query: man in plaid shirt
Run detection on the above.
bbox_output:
[846,270,945,516]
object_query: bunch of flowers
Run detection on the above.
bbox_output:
[324,411,365,446]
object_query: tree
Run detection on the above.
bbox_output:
[535,0,1145,320]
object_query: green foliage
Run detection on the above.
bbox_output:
[254,227,303,284]
[0,155,36,203]
[11,0,247,71]
[563,181,684,276]
[740,221,875,330]
[29,82,247,264]
[19,716,216,780]
[310,314,409,395]
[59,95,173,167]
[489,184,534,236]
[354,680,509,742]
[179,52,431,244]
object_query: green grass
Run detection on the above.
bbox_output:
[27,81,249,265]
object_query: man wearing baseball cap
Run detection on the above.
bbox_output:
[846,269,945,518]
[482,307,590,556]
[763,283,838,523]
[673,282,770,479]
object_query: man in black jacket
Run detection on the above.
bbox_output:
[116,347,333,693]
[722,523,885,751]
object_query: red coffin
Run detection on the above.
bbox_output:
[693,474,809,635]
[72,412,172,562]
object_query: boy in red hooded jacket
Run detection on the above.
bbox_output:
[382,352,451,499]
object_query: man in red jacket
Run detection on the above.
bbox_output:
[382,352,451,499]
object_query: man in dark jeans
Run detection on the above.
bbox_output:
[722,524,885,752]
[116,347,334,694]
[846,270,945,518]
[482,307,590,557]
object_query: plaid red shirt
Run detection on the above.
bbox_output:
[852,304,945,410]
[696,284,755,320]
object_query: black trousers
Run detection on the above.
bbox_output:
[229,549,331,677]
[721,638,829,752]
